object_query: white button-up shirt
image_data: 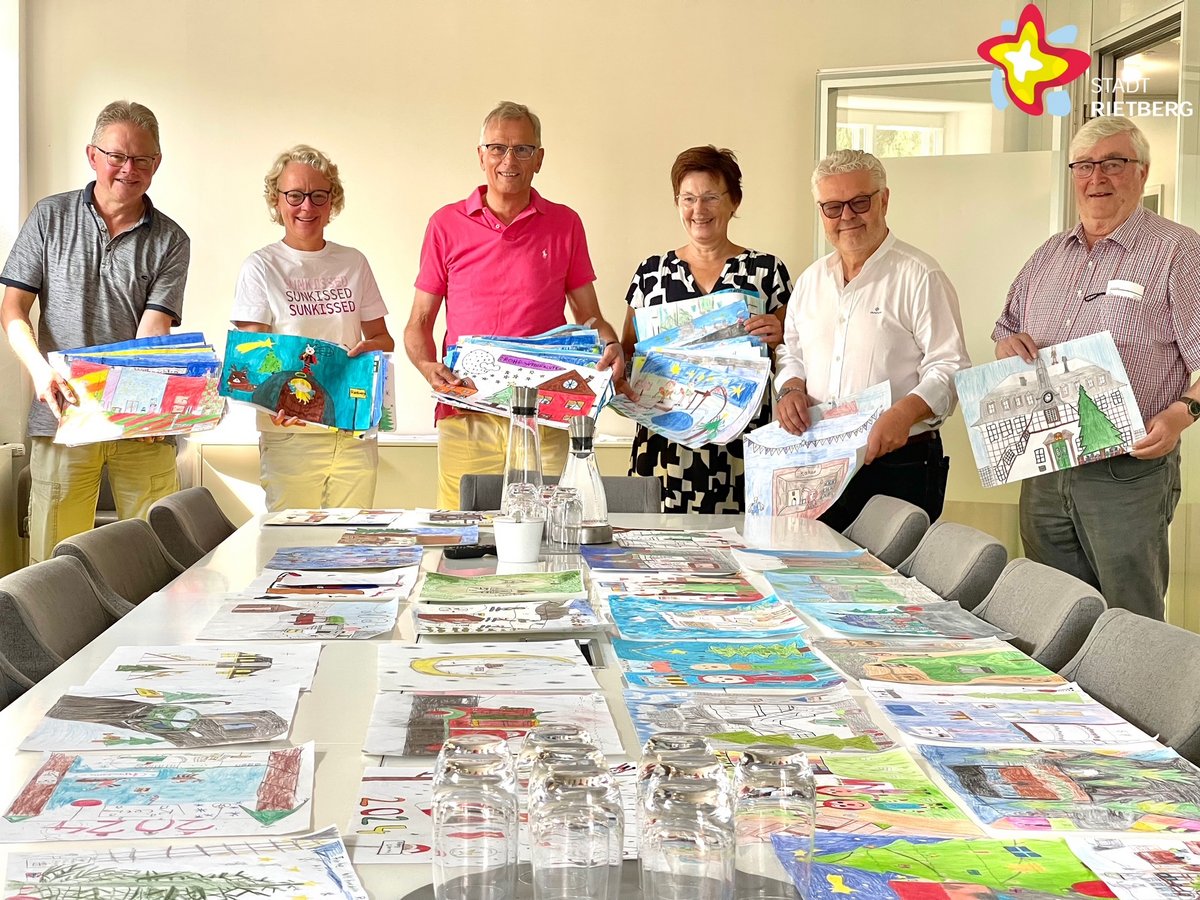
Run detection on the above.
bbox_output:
[776,231,970,433]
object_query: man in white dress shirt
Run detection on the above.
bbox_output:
[775,150,970,531]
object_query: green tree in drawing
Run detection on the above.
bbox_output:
[1078,385,1123,455]
[12,861,304,899]
[260,349,283,375]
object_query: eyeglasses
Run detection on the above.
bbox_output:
[90,146,158,171]
[1068,157,1140,178]
[280,189,331,207]
[481,143,539,161]
[677,192,728,208]
[818,191,880,219]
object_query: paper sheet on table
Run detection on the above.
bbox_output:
[743,381,890,518]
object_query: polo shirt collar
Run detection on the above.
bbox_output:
[82,181,155,230]
[1067,205,1145,252]
[465,185,545,219]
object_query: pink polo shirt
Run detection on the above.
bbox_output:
[416,186,597,421]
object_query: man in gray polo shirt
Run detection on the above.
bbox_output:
[1,100,190,562]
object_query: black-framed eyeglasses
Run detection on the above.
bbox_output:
[818,190,880,219]
[280,189,331,207]
[480,143,539,161]
[90,145,158,171]
[1068,157,1139,178]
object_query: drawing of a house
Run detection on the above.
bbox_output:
[536,370,596,422]
[970,350,1132,486]
[771,460,849,518]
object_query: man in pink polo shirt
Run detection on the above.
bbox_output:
[405,100,627,509]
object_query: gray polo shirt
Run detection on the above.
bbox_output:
[1,182,190,437]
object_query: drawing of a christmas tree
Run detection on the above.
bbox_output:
[1077,385,1122,455]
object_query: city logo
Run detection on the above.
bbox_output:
[978,4,1089,116]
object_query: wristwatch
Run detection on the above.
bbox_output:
[1178,396,1200,420]
[776,385,803,403]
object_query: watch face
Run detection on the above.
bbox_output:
[1188,399,1200,419]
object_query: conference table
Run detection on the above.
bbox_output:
[0,512,864,896]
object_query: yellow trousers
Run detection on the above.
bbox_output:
[258,430,379,513]
[29,437,179,563]
[436,413,569,509]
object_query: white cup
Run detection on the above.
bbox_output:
[493,517,545,564]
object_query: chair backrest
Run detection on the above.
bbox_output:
[1061,608,1200,765]
[973,558,1106,670]
[0,556,117,694]
[459,474,661,514]
[842,495,930,568]
[53,518,184,609]
[898,521,1008,610]
[149,487,237,568]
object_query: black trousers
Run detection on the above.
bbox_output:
[818,433,949,533]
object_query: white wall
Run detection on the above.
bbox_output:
[17,0,1027,440]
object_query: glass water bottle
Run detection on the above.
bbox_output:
[501,385,543,514]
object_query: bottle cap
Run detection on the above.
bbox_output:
[510,385,538,416]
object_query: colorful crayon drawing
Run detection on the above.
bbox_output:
[0,745,314,842]
[412,599,605,636]
[363,692,623,757]
[612,638,842,690]
[246,566,417,599]
[771,833,1111,900]
[919,746,1200,832]
[378,641,598,692]
[610,596,806,641]
[3,826,367,900]
[611,527,746,549]
[1068,836,1200,900]
[347,767,437,864]
[864,682,1159,747]
[794,603,1010,641]
[623,688,893,753]
[220,329,386,431]
[955,332,1145,487]
[812,639,1066,686]
[19,685,300,751]
[264,545,423,570]
[766,573,943,605]
[736,547,893,576]
[198,598,399,641]
[82,645,322,694]
[802,749,979,836]
[592,572,765,604]
[580,546,739,574]
[632,288,765,341]
[338,525,478,546]
[416,570,585,603]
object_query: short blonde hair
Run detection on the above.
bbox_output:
[263,145,346,224]
[480,101,542,145]
[92,101,161,152]
[811,149,887,199]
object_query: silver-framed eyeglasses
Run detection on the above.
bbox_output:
[280,189,331,207]
[90,146,158,171]
[1068,157,1139,178]
[818,190,880,219]
[481,143,539,161]
[677,191,728,208]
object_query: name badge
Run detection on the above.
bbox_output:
[1107,279,1144,300]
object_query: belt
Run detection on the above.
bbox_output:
[904,430,940,447]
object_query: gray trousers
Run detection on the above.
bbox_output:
[1019,450,1181,621]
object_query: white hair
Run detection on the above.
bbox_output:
[1070,116,1151,168]
[811,149,887,198]
[479,100,542,145]
[91,101,160,152]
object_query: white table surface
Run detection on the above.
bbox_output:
[0,512,861,897]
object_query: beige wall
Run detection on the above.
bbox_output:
[16,0,1024,442]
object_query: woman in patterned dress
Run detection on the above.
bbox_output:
[620,146,793,513]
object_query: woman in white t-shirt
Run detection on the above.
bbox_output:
[231,145,394,512]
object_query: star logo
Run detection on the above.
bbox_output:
[977,4,1090,116]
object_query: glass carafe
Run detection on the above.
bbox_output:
[501,385,543,514]
[558,415,611,543]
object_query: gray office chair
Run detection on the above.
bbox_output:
[898,521,1008,611]
[842,495,930,568]
[1061,608,1200,765]
[0,556,119,699]
[149,486,237,568]
[973,558,1106,670]
[52,518,184,611]
[459,474,661,513]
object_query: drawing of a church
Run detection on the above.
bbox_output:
[970,349,1133,487]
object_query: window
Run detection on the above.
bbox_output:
[987,401,996,415]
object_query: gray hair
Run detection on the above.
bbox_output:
[91,101,161,152]
[810,149,887,198]
[480,100,542,145]
[1070,115,1151,168]
[263,144,346,224]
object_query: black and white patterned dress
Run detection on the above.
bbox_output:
[625,249,793,513]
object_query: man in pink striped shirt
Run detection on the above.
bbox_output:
[993,115,1200,620]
